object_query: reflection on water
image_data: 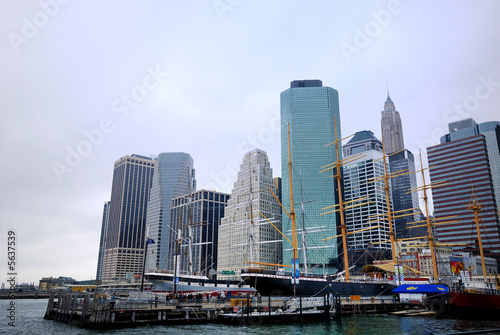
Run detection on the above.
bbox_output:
[2,299,500,335]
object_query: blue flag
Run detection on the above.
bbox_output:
[147,238,155,244]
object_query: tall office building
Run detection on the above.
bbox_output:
[389,150,423,239]
[280,80,340,274]
[217,149,282,280]
[342,131,391,250]
[101,155,155,282]
[96,201,110,282]
[381,94,404,154]
[427,121,500,264]
[144,153,196,272]
[169,190,229,277]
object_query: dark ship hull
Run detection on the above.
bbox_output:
[448,291,500,315]
[241,268,396,297]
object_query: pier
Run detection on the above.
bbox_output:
[44,292,431,328]
[44,292,340,328]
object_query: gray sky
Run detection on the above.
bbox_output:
[1,1,499,285]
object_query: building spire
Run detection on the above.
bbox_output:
[385,80,393,104]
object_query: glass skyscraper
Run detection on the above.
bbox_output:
[169,190,229,277]
[144,152,196,272]
[102,155,155,282]
[96,200,110,282]
[389,150,422,239]
[280,80,340,274]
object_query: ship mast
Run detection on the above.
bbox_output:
[249,157,255,264]
[287,123,299,297]
[469,188,488,284]
[331,119,350,281]
[173,206,182,295]
[320,118,378,281]
[380,141,397,264]
[418,152,439,282]
[299,175,308,273]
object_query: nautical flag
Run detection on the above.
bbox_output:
[147,238,155,244]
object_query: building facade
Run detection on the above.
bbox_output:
[144,153,196,272]
[96,200,111,282]
[101,155,155,282]
[428,122,500,266]
[381,94,404,154]
[388,150,422,239]
[217,149,282,280]
[280,79,340,274]
[168,190,229,277]
[342,130,392,250]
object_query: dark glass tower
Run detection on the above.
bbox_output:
[102,154,155,282]
[169,190,229,277]
[96,200,110,282]
[388,150,422,239]
[280,80,340,274]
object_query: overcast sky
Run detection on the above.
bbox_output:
[1,1,499,285]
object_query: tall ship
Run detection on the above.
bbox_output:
[144,270,255,295]
[242,123,399,297]
[425,191,500,315]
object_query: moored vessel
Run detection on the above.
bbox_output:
[145,270,255,295]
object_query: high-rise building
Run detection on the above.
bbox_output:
[144,153,196,272]
[439,121,500,204]
[280,79,340,273]
[427,121,500,265]
[217,149,282,280]
[101,155,155,282]
[389,150,423,239]
[342,130,391,250]
[96,201,111,282]
[381,94,405,154]
[169,190,229,277]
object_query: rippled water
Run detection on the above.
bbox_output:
[2,299,500,335]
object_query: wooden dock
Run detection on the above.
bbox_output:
[44,292,430,328]
[44,292,339,328]
[44,292,221,328]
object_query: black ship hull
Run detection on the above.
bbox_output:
[241,269,396,297]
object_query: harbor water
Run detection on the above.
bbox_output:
[2,299,500,335]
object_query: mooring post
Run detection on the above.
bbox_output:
[269,296,271,316]
[70,294,77,324]
[247,294,250,319]
[44,292,54,320]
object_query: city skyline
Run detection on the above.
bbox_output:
[1,1,499,284]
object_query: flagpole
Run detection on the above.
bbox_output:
[140,227,150,292]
